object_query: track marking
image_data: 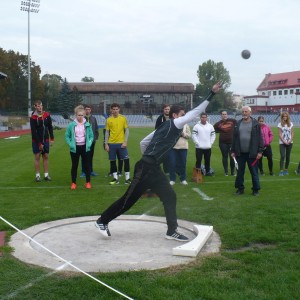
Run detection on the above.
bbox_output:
[192,188,214,200]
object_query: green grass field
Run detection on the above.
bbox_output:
[0,127,299,300]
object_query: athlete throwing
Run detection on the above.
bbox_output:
[95,82,222,241]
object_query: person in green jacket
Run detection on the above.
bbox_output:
[65,105,94,190]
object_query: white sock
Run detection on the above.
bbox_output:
[125,172,130,180]
[44,173,48,177]
[113,172,118,180]
[36,173,40,178]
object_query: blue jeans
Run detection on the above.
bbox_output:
[235,153,260,191]
[169,149,188,182]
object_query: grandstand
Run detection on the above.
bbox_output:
[47,113,300,130]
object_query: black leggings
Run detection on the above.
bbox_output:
[70,145,91,183]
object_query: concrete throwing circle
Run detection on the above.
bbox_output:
[9,215,221,273]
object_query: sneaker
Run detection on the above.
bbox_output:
[231,173,236,176]
[91,172,98,177]
[125,179,132,184]
[80,172,86,178]
[166,230,189,242]
[109,178,119,185]
[205,172,213,177]
[270,172,274,176]
[44,176,51,181]
[225,173,229,176]
[252,190,259,196]
[283,170,289,175]
[85,182,91,189]
[235,189,244,195]
[260,171,265,176]
[279,171,284,176]
[35,176,41,182]
[71,183,77,190]
[117,172,123,177]
[95,221,111,237]
[170,181,175,185]
[181,180,188,185]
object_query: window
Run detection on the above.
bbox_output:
[290,89,294,94]
[273,91,277,96]
[278,90,282,95]
[284,90,288,95]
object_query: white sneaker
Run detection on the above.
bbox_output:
[181,180,188,185]
[95,221,111,237]
[170,181,175,185]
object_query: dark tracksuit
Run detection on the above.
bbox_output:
[98,91,216,234]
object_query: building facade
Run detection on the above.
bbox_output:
[68,82,194,115]
[243,71,300,113]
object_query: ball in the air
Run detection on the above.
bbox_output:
[241,49,251,59]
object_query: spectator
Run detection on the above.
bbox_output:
[231,106,264,196]
[214,110,237,176]
[278,111,294,176]
[30,100,54,182]
[95,82,222,241]
[257,116,274,176]
[105,103,131,184]
[192,112,216,176]
[65,105,94,190]
[80,105,99,177]
[155,104,171,174]
[169,124,191,185]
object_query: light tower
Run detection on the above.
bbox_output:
[20,0,40,116]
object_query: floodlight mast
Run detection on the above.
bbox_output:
[20,0,40,117]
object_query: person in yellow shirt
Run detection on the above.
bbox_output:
[105,103,131,184]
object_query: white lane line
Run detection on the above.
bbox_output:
[192,188,214,201]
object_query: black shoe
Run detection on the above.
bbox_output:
[205,172,213,177]
[95,221,111,237]
[252,191,259,196]
[270,172,274,176]
[166,230,189,242]
[44,176,51,181]
[235,189,244,195]
[117,171,122,177]
[35,176,41,182]
[125,179,132,184]
[260,171,265,176]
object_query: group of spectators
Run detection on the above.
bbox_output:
[30,97,297,195]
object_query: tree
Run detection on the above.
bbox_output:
[41,74,63,112]
[81,76,94,82]
[195,60,234,112]
[58,78,73,114]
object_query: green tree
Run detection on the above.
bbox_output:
[58,78,73,114]
[195,59,234,112]
[42,74,63,112]
[81,76,94,82]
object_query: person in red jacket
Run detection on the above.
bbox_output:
[30,100,54,182]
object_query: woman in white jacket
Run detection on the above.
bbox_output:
[192,112,216,176]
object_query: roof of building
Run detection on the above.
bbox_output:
[257,71,300,91]
[68,82,194,93]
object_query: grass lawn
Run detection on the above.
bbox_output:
[0,127,299,300]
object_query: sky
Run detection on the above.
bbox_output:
[1,0,300,95]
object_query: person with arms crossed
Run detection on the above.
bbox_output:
[30,100,54,182]
[105,103,131,185]
[231,106,264,196]
[192,112,216,176]
[277,111,294,176]
[95,82,222,241]
[214,110,237,176]
[65,105,94,190]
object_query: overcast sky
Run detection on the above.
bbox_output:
[2,0,300,95]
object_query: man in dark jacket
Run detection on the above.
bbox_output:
[95,82,222,241]
[231,106,264,196]
[30,100,54,182]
